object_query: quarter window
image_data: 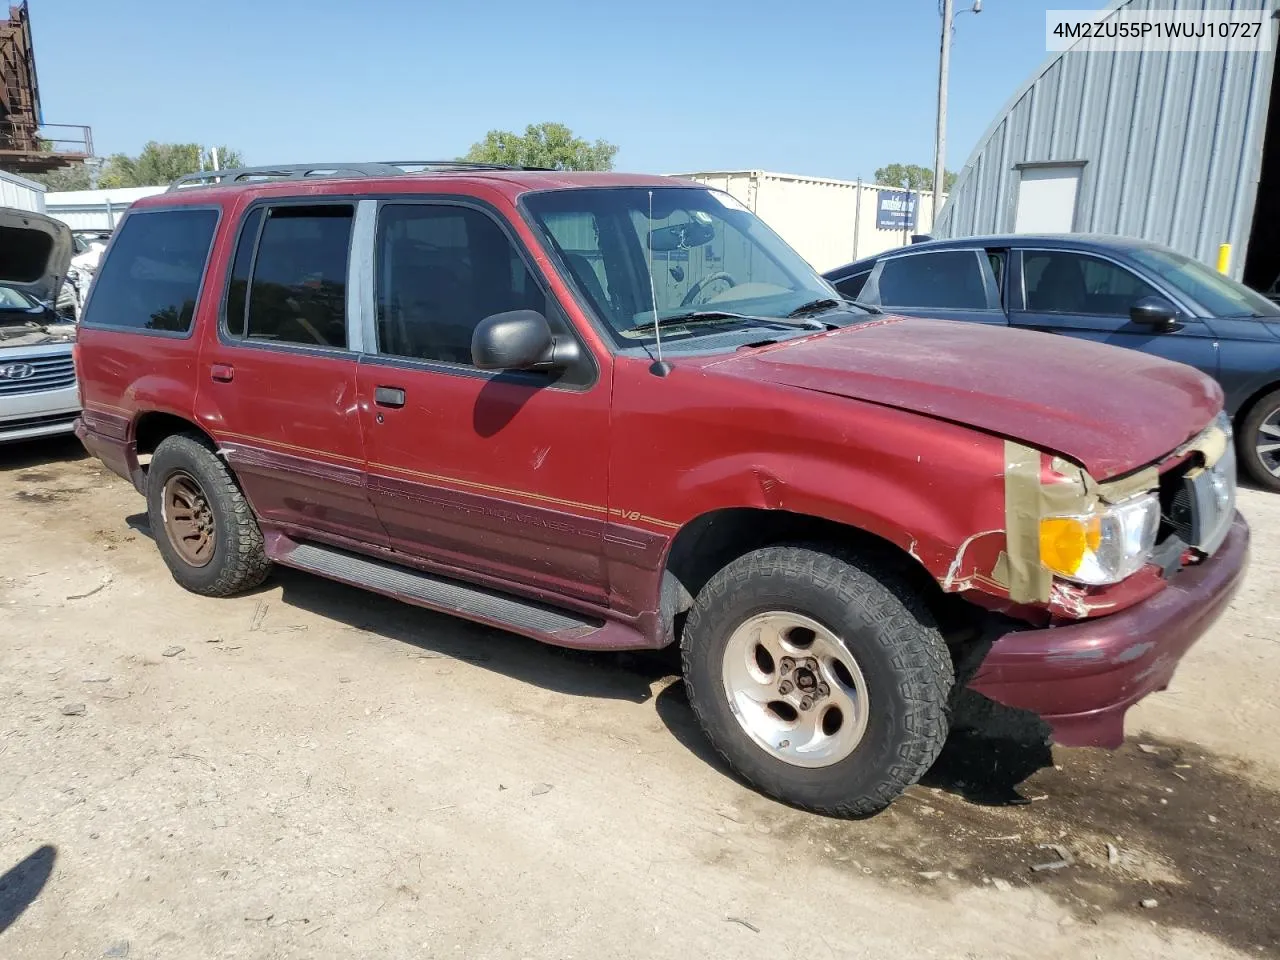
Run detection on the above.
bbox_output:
[226,204,353,348]
[375,204,548,365]
[81,208,218,333]
[1023,251,1158,315]
[832,270,870,300]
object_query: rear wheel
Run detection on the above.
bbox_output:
[147,433,271,596]
[1241,389,1280,492]
[680,545,953,817]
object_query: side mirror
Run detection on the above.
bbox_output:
[471,310,580,372]
[1129,296,1177,330]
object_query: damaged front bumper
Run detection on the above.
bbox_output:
[967,513,1249,749]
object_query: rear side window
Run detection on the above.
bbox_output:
[225,204,353,348]
[82,208,218,333]
[865,251,989,309]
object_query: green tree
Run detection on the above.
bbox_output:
[461,122,617,171]
[874,163,957,193]
[27,163,93,191]
[98,141,244,188]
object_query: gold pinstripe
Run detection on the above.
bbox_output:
[205,432,680,531]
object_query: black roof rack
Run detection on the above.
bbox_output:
[167,160,546,191]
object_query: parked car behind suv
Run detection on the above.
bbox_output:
[0,206,79,443]
[825,235,1280,492]
[75,163,1247,816]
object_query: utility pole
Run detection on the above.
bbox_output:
[933,0,981,230]
[932,0,953,228]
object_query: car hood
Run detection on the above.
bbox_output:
[0,207,73,302]
[709,316,1222,479]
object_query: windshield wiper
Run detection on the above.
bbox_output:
[787,297,882,318]
[632,310,793,332]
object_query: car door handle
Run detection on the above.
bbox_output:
[210,363,234,382]
[375,386,406,408]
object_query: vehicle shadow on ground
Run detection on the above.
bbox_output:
[0,435,85,473]
[0,845,56,935]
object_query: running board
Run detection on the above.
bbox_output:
[272,538,607,644]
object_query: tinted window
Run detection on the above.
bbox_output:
[868,251,988,309]
[224,207,263,336]
[240,205,352,347]
[833,270,870,300]
[987,251,1006,294]
[375,204,547,365]
[1023,251,1158,315]
[82,209,218,332]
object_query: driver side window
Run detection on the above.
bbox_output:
[1023,251,1158,315]
[375,204,549,365]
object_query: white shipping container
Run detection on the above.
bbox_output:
[0,168,47,213]
[45,185,167,230]
[670,170,943,273]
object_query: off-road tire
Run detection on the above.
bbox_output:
[147,433,271,597]
[681,544,953,817]
[1240,388,1280,492]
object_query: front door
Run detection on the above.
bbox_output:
[196,201,385,544]
[1009,248,1219,379]
[355,200,610,605]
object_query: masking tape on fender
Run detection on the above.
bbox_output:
[1000,440,1052,604]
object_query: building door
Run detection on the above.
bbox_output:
[1013,165,1082,234]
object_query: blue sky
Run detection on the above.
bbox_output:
[33,0,1062,180]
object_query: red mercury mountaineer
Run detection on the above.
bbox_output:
[73,163,1248,815]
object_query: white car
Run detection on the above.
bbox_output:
[0,208,79,443]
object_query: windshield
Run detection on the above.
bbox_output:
[1129,246,1280,318]
[0,286,36,310]
[522,186,838,345]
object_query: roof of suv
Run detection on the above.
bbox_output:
[130,169,698,211]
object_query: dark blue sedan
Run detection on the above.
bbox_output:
[824,235,1280,491]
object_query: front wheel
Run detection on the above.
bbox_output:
[680,545,953,817]
[1241,389,1280,492]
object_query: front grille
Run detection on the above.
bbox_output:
[0,411,79,432]
[0,353,76,396]
[1167,483,1194,543]
[1157,444,1236,555]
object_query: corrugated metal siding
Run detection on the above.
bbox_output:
[934,0,1278,279]
[0,168,45,212]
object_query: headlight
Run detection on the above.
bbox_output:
[1040,494,1160,585]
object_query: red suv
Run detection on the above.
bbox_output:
[75,162,1248,815]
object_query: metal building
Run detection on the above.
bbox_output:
[0,164,42,211]
[934,0,1280,288]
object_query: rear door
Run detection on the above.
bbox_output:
[858,248,1007,325]
[355,199,609,605]
[195,200,385,544]
[1008,248,1219,379]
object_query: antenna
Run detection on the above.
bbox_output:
[647,190,671,377]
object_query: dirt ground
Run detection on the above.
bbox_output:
[1,436,1277,960]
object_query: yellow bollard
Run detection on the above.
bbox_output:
[1217,243,1231,274]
